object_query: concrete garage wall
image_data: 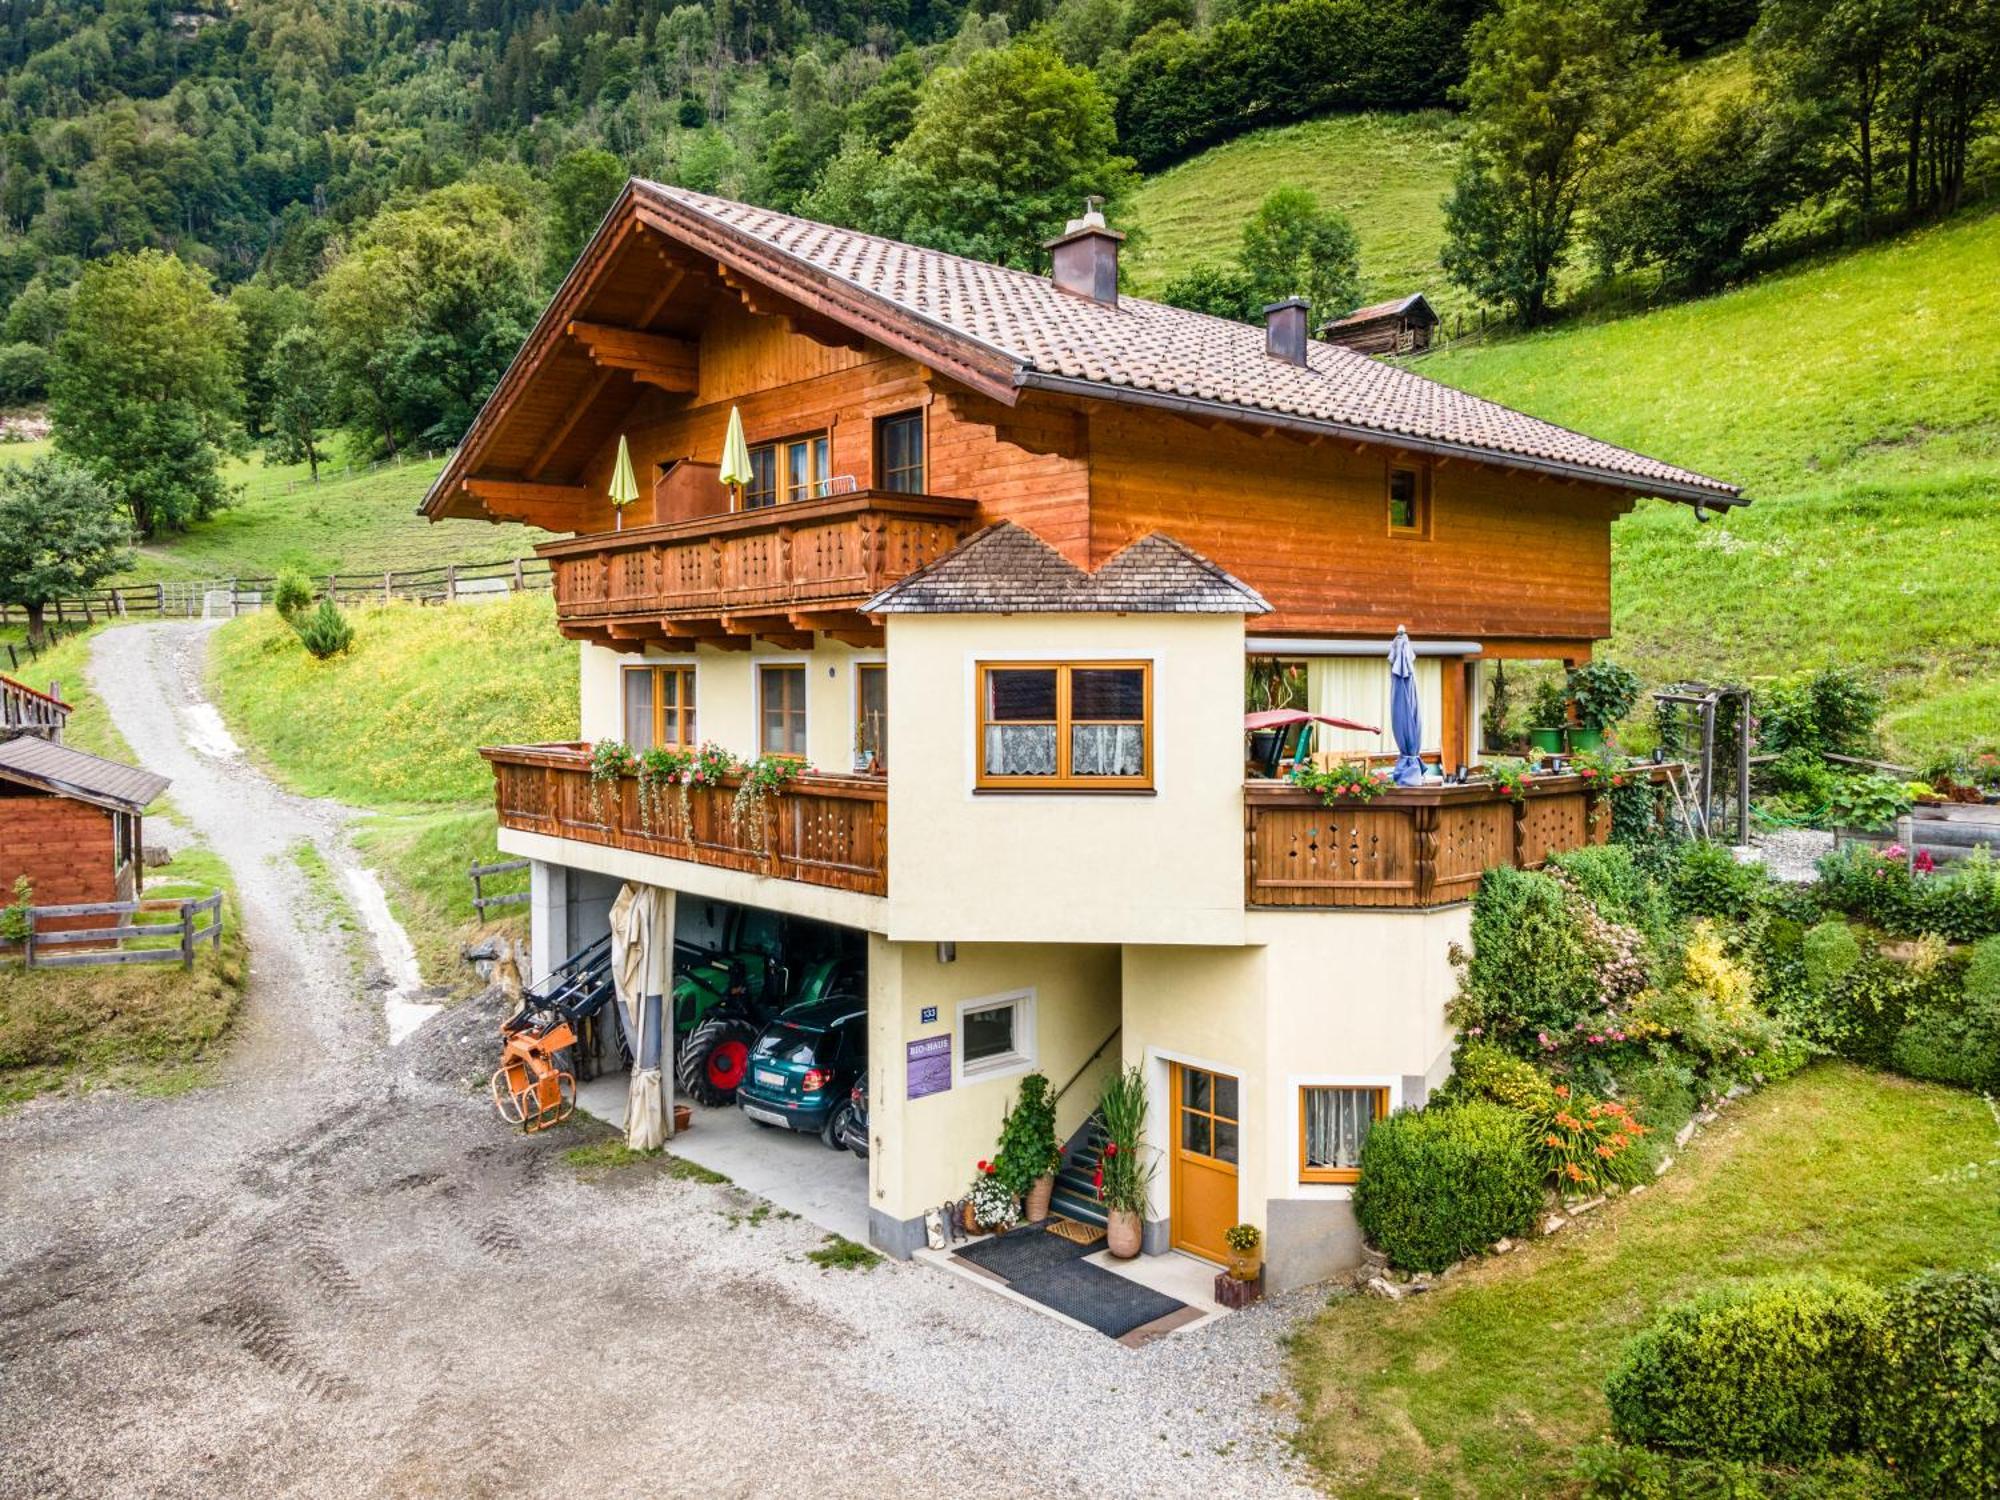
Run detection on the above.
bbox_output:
[865,937,1119,1255]
[882,612,1249,947]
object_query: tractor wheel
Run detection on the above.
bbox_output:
[678,1016,757,1106]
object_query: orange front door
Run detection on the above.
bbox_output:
[1170,1063,1240,1264]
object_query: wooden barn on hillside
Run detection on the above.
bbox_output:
[0,676,170,930]
[1319,294,1440,356]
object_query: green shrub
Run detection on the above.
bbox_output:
[1815,845,2000,942]
[1616,1059,1696,1144]
[1670,842,1766,920]
[1352,1101,1542,1273]
[1567,660,1642,732]
[1455,867,1601,1046]
[1863,1272,2000,1499]
[1432,1039,1557,1116]
[272,568,315,618]
[1575,1442,1901,1499]
[295,597,355,659]
[1606,1275,1886,1463]
[1803,919,1862,991]
[1891,936,2000,1090]
[1551,843,1674,946]
[1757,667,1883,759]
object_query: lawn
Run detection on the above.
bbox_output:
[1125,112,1465,319]
[1416,205,2000,763]
[3,622,139,764]
[0,843,248,1110]
[1287,1063,1998,1498]
[208,593,575,987]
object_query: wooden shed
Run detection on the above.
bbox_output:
[1318,294,1440,356]
[0,724,170,933]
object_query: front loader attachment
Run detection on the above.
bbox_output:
[491,1020,580,1133]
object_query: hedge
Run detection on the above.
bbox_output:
[1352,1100,1541,1272]
[1863,1272,2000,1498]
[1606,1276,1886,1463]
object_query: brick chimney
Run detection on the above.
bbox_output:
[1265,297,1309,365]
[1046,196,1123,306]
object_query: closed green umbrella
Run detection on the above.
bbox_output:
[719,406,753,508]
[609,433,639,530]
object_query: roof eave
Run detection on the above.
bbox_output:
[1011,370,1745,509]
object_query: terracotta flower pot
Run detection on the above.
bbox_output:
[1227,1246,1262,1283]
[1106,1207,1142,1259]
[1025,1173,1055,1222]
[961,1200,981,1235]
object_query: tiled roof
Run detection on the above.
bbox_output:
[0,736,169,812]
[637,184,1741,504]
[866,524,1272,615]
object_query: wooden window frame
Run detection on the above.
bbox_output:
[975,660,1153,792]
[621,664,698,750]
[853,660,887,772]
[742,430,832,509]
[874,408,927,494]
[1386,462,1432,539]
[757,662,809,760]
[1298,1084,1391,1184]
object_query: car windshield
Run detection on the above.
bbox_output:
[754,1023,823,1066]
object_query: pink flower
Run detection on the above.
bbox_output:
[1915,850,1935,874]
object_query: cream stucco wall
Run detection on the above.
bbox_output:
[579,637,884,772]
[865,938,1120,1231]
[883,612,1249,946]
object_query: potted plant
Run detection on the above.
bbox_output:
[993,1072,1061,1221]
[966,1159,1019,1235]
[1527,678,1570,756]
[1565,661,1641,754]
[1222,1223,1263,1282]
[1095,1065,1155,1258]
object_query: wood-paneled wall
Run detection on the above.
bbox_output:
[1084,406,1631,642]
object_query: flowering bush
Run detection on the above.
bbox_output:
[967,1160,1018,1232]
[1535,1084,1648,1195]
[1290,760,1393,802]
[586,738,638,823]
[1816,843,2000,942]
[635,745,695,832]
[1482,756,1535,802]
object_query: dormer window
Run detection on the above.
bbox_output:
[1388,464,1430,538]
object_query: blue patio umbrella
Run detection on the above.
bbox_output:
[1388,625,1426,787]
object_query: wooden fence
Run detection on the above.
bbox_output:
[0,554,555,634]
[0,892,224,970]
[469,857,531,919]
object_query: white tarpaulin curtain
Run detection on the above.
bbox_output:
[1306,657,1443,755]
[610,882,677,1150]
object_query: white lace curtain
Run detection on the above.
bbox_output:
[984,723,1142,777]
[1304,1087,1378,1172]
[985,723,1057,776]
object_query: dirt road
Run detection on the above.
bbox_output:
[0,622,1314,1500]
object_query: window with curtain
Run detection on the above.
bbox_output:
[1300,1085,1388,1183]
[976,662,1150,789]
[875,410,925,493]
[743,432,829,508]
[744,446,777,509]
[855,663,887,769]
[622,666,696,750]
[759,665,808,758]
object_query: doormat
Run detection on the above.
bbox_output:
[955,1223,1095,1281]
[1005,1258,1189,1340]
[1045,1216,1107,1247]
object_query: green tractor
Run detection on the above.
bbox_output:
[670,907,862,1106]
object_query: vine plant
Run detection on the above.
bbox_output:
[729,754,809,852]
[586,740,638,825]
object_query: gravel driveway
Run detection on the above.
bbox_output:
[0,621,1318,1500]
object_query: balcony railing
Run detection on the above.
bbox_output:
[484,743,888,897]
[1245,773,1627,910]
[538,489,980,641]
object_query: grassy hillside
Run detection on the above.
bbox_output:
[1125,112,1464,317]
[1416,206,2000,762]
[2,439,547,585]
[209,595,577,984]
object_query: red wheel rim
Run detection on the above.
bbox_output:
[707,1039,749,1091]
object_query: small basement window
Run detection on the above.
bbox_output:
[957,990,1035,1081]
[1387,465,1430,537]
[977,661,1151,790]
[1300,1084,1389,1183]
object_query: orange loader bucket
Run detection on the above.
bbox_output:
[491,1020,581,1133]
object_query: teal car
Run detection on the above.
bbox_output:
[735,997,868,1147]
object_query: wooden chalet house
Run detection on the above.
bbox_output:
[433,188,1741,1288]
[0,676,169,941]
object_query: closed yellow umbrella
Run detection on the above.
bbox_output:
[609,433,640,530]
[718,406,753,508]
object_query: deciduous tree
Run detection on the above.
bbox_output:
[264,324,336,482]
[1238,187,1361,320]
[0,455,133,648]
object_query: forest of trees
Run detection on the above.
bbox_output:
[0,0,1992,534]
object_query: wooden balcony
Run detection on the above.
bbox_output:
[539,489,980,650]
[484,743,888,897]
[1245,773,1628,910]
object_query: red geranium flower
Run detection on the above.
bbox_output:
[976,1159,991,1174]
[1103,1142,1118,1158]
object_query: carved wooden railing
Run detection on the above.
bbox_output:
[483,743,888,897]
[538,490,980,628]
[1245,773,1648,910]
[1,674,70,743]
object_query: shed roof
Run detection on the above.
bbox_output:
[1323,293,1438,330]
[866,524,1271,615]
[0,737,169,813]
